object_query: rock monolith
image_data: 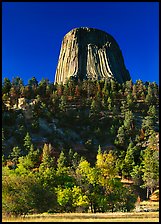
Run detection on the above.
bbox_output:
[55,27,131,84]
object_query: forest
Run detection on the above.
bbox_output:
[2,76,159,216]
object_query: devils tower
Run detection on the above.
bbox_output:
[54,27,131,84]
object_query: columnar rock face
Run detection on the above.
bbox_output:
[55,27,131,84]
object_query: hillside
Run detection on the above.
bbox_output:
[2,76,159,215]
[2,77,159,157]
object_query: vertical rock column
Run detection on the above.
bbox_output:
[54,27,131,84]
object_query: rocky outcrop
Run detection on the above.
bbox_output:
[54,27,131,84]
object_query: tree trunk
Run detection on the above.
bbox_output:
[150,187,153,195]
[147,187,149,199]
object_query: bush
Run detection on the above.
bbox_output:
[2,170,56,216]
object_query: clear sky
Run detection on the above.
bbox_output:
[2,2,159,85]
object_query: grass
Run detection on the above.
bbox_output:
[2,212,159,222]
[3,201,159,222]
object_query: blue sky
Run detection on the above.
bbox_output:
[2,2,159,85]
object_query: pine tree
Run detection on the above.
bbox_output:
[24,132,32,153]
[97,145,102,155]
[123,110,134,132]
[11,146,21,165]
[131,165,143,186]
[141,116,155,137]
[72,152,80,170]
[40,143,55,170]
[2,78,11,94]
[126,93,134,109]
[57,151,67,172]
[28,76,38,88]
[132,84,137,101]
[145,85,154,105]
[107,96,112,111]
[59,95,67,112]
[142,147,159,199]
[123,142,135,178]
[115,125,126,147]
[147,105,157,118]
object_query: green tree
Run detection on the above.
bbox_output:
[122,142,135,178]
[11,146,21,165]
[115,125,126,147]
[145,84,155,105]
[56,151,74,188]
[72,185,89,211]
[28,76,38,88]
[126,93,134,109]
[24,132,32,153]
[147,105,157,117]
[124,80,133,95]
[107,96,112,111]
[90,99,99,114]
[59,95,67,112]
[56,186,73,212]
[131,165,143,186]
[141,147,159,199]
[10,76,24,107]
[95,149,136,212]
[15,156,35,175]
[39,143,55,171]
[135,79,145,100]
[71,151,81,170]
[67,149,81,170]
[102,81,109,99]
[2,170,56,216]
[132,84,137,101]
[141,116,155,137]
[123,110,134,131]
[96,150,117,184]
[57,151,67,171]
[76,158,102,213]
[2,78,11,94]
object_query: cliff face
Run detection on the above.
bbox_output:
[55,27,131,84]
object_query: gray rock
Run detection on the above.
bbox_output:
[55,27,131,84]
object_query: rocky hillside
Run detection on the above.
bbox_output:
[2,78,159,164]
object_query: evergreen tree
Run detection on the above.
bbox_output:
[122,142,135,178]
[28,76,38,88]
[40,143,55,171]
[142,147,159,199]
[123,110,135,138]
[57,151,68,173]
[107,96,112,111]
[102,81,109,99]
[59,95,67,112]
[132,84,137,101]
[145,85,154,105]
[147,105,157,118]
[72,152,81,170]
[115,125,126,147]
[126,93,134,109]
[24,132,32,153]
[11,146,21,165]
[90,99,99,115]
[141,116,155,137]
[131,165,143,186]
[2,78,12,94]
